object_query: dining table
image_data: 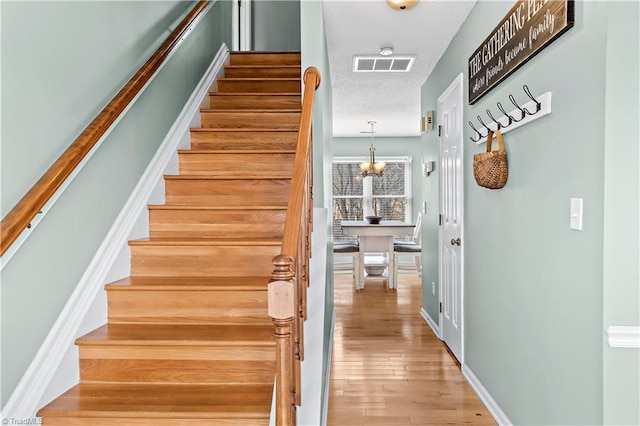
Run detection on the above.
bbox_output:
[340,220,415,290]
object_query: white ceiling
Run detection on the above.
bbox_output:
[323,0,476,137]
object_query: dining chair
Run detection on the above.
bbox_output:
[392,212,422,284]
[334,241,362,289]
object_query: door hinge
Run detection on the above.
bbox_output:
[438,125,442,137]
[439,302,442,313]
[439,214,443,226]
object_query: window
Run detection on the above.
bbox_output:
[332,156,412,242]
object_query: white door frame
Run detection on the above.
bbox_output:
[437,72,465,364]
[232,0,252,51]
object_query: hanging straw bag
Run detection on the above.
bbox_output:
[473,129,508,189]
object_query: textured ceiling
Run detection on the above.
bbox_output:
[323,0,476,137]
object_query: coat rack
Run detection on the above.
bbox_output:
[468,85,552,144]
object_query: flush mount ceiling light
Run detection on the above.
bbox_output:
[379,46,393,56]
[386,0,419,11]
[359,121,386,177]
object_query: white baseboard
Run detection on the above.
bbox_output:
[1,43,229,420]
[321,309,336,426]
[462,365,512,426]
[607,326,640,348]
[420,307,441,339]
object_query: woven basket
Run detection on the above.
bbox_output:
[473,130,508,189]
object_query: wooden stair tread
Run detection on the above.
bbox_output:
[78,324,274,346]
[225,65,300,69]
[128,237,282,246]
[39,383,272,418]
[190,128,297,133]
[217,77,300,82]
[147,204,287,211]
[209,92,300,96]
[230,50,300,53]
[164,174,291,180]
[177,149,296,154]
[200,109,301,113]
[106,276,270,290]
[209,91,300,94]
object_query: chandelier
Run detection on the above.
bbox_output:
[359,121,386,177]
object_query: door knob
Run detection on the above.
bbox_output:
[450,238,461,246]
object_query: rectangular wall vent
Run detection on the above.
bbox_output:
[353,56,416,73]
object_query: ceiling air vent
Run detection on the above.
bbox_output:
[353,55,416,73]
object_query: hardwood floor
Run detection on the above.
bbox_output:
[328,273,495,426]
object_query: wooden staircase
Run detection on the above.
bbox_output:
[38,52,302,425]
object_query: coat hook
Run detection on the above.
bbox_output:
[508,94,527,121]
[496,102,515,125]
[477,115,493,133]
[486,108,507,130]
[522,85,541,114]
[468,121,485,142]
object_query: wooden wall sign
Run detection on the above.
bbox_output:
[468,0,574,104]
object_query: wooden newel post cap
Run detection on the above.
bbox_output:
[271,254,295,282]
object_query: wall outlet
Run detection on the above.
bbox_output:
[432,282,436,296]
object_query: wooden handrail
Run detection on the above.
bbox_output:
[281,67,321,258]
[0,0,212,256]
[269,66,320,426]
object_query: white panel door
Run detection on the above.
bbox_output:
[437,74,464,363]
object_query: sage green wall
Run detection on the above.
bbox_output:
[0,0,231,406]
[419,1,632,423]
[300,1,333,420]
[602,2,639,425]
[253,0,300,52]
[1,1,187,216]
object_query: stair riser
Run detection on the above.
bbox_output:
[40,418,267,426]
[224,67,301,78]
[165,178,291,206]
[190,131,298,151]
[179,152,295,176]
[215,80,300,93]
[209,94,301,110]
[108,289,270,325]
[149,209,286,239]
[130,245,281,277]
[80,358,274,385]
[229,53,300,65]
[201,112,300,129]
[80,345,273,362]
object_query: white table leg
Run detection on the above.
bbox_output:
[358,246,366,289]
[387,237,395,289]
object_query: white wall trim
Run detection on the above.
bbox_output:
[239,0,252,51]
[420,307,442,339]
[1,44,229,420]
[462,365,512,426]
[607,326,640,348]
[321,309,336,426]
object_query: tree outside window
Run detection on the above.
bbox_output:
[332,157,412,242]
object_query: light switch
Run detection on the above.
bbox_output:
[570,198,583,231]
